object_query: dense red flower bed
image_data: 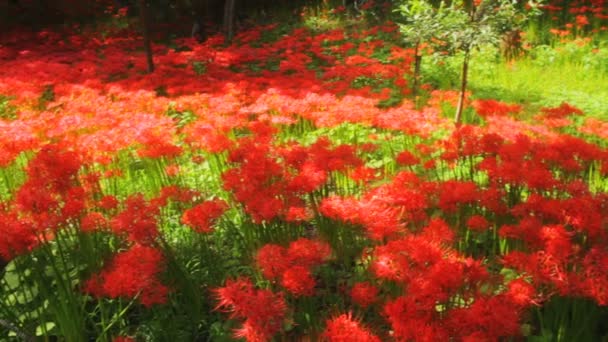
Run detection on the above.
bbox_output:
[1,21,607,341]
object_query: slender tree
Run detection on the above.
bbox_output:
[441,0,542,125]
[138,0,154,73]
[396,0,446,106]
[397,0,542,124]
[223,0,236,43]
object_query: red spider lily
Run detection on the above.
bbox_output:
[80,212,109,233]
[319,195,403,241]
[473,99,522,118]
[110,194,160,245]
[136,133,182,159]
[255,238,331,296]
[214,277,287,342]
[0,212,37,261]
[579,118,608,140]
[287,238,332,268]
[181,199,228,233]
[280,265,316,297]
[580,248,608,305]
[466,215,490,232]
[446,294,526,340]
[323,313,381,342]
[98,195,119,210]
[396,150,420,166]
[506,278,540,307]
[437,180,479,213]
[112,337,135,342]
[256,244,291,279]
[350,282,379,308]
[84,245,169,307]
[383,295,450,341]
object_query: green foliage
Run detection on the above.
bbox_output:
[191,60,207,76]
[395,0,446,47]
[467,42,608,119]
[166,103,198,128]
[0,95,17,120]
[37,85,55,111]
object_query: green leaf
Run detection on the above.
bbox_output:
[3,270,21,289]
[35,322,56,336]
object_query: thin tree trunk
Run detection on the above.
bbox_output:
[454,51,470,126]
[223,0,236,43]
[412,42,422,108]
[138,0,154,73]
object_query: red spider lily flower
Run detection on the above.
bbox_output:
[98,195,119,211]
[575,15,590,26]
[285,206,312,222]
[281,265,316,297]
[506,278,538,308]
[447,294,524,340]
[323,312,380,342]
[80,212,108,233]
[164,164,180,177]
[310,138,363,172]
[473,99,522,117]
[501,251,571,295]
[112,337,135,342]
[478,186,508,215]
[350,282,379,308]
[383,296,450,341]
[438,180,479,213]
[349,165,378,183]
[420,218,455,244]
[256,244,290,279]
[578,118,608,140]
[181,199,228,233]
[155,186,193,206]
[319,195,403,241]
[499,216,544,247]
[84,245,169,307]
[540,225,574,262]
[286,162,327,193]
[137,135,183,159]
[110,194,160,245]
[185,126,235,154]
[15,180,59,215]
[61,186,88,220]
[214,277,287,342]
[332,5,346,14]
[25,144,81,193]
[423,159,436,169]
[466,215,490,232]
[580,248,608,305]
[396,150,419,166]
[540,102,584,118]
[0,212,37,261]
[287,238,332,268]
[319,196,362,223]
[371,236,444,284]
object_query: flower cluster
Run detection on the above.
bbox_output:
[84,245,170,307]
[214,277,287,342]
[256,238,332,296]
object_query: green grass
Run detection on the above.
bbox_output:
[421,40,608,120]
[470,62,608,119]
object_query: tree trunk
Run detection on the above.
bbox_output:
[412,43,422,108]
[454,51,470,126]
[223,0,236,43]
[138,0,154,73]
